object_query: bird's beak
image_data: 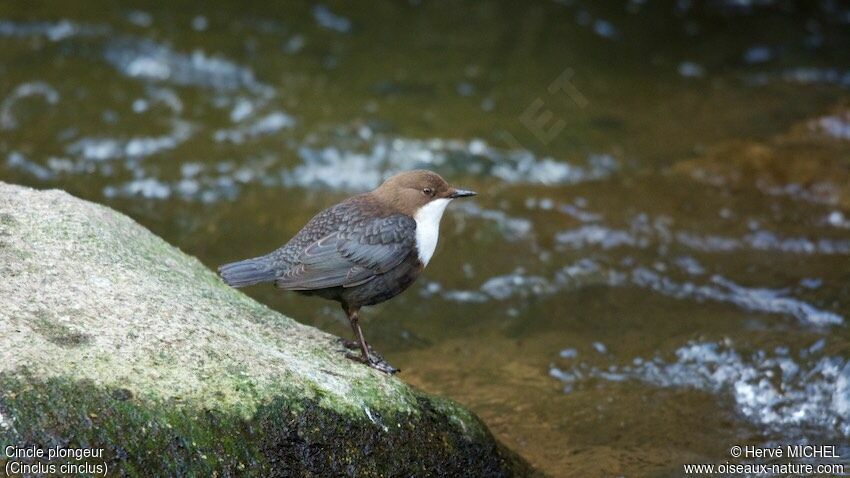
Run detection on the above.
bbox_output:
[449,188,477,198]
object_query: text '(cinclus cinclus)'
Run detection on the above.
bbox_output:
[218,170,476,374]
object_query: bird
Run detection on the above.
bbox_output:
[218,170,477,373]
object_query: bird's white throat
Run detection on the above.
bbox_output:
[414,198,451,266]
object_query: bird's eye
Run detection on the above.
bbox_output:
[422,187,434,196]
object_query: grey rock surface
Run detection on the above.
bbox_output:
[0,182,532,477]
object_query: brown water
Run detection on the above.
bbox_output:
[3,1,850,476]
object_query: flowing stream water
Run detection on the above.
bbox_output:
[3,1,850,475]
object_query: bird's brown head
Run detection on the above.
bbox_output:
[372,170,476,216]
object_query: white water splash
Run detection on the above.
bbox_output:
[551,340,850,438]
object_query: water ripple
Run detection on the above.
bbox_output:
[0,18,107,41]
[551,340,850,439]
[66,119,194,162]
[556,217,850,255]
[426,258,842,326]
[0,82,60,130]
[287,135,618,190]
[104,38,271,93]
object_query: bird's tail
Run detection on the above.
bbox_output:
[218,255,277,288]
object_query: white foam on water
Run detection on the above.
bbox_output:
[593,19,618,39]
[556,225,643,249]
[631,268,843,326]
[673,255,706,275]
[285,135,618,190]
[104,177,171,199]
[312,5,352,33]
[678,61,705,78]
[104,38,271,93]
[213,111,295,144]
[479,270,555,300]
[65,131,616,207]
[555,213,850,256]
[101,155,279,203]
[452,202,533,241]
[66,120,194,161]
[551,341,850,438]
[743,45,773,64]
[0,19,107,41]
[284,146,385,190]
[555,203,603,222]
[229,98,255,122]
[680,230,850,254]
[192,16,209,32]
[748,68,850,89]
[813,113,850,141]
[6,152,55,181]
[145,87,183,114]
[427,257,842,326]
[126,10,153,28]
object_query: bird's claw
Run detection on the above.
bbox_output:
[348,353,400,375]
[338,338,400,374]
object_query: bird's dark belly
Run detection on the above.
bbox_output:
[297,254,424,308]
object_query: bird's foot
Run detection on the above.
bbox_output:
[349,353,400,375]
[338,338,400,374]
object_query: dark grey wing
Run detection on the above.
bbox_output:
[274,213,416,290]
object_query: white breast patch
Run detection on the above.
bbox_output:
[413,198,451,266]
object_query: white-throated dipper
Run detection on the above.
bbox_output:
[218,170,476,374]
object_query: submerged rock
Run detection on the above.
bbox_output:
[0,182,533,476]
[672,106,850,210]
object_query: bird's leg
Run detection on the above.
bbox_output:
[340,305,399,374]
[346,306,372,364]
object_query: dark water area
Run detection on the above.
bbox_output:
[3,1,850,475]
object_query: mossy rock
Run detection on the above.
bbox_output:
[0,182,534,477]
